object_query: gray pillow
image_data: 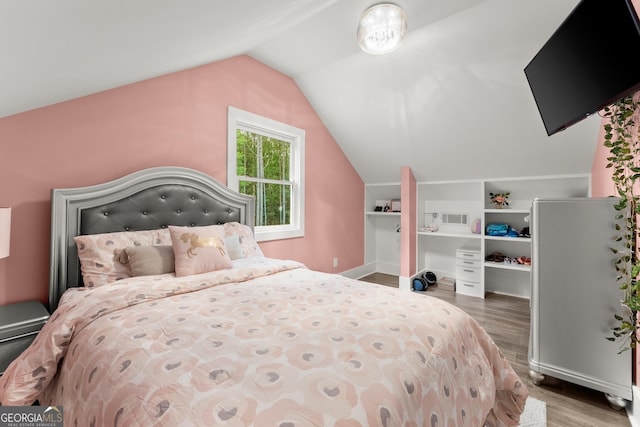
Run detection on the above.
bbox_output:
[115,245,175,277]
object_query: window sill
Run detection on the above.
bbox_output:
[255,226,304,242]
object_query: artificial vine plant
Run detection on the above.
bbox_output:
[602,95,640,350]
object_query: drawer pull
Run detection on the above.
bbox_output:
[463,261,473,264]
[463,283,474,287]
[464,269,474,273]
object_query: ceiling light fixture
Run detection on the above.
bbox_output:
[357,3,407,55]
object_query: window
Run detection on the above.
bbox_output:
[227,106,305,241]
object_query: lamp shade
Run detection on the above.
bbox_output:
[357,3,407,55]
[0,207,11,259]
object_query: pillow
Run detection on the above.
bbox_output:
[169,225,233,277]
[114,245,175,277]
[74,228,172,287]
[225,235,245,260]
[223,222,264,258]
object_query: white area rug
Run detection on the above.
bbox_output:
[519,397,547,427]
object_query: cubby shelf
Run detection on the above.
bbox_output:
[484,209,530,214]
[484,262,531,272]
[364,182,403,278]
[365,211,401,217]
[484,236,531,243]
[418,231,481,239]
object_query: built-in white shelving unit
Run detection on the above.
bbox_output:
[416,174,590,299]
[363,174,591,298]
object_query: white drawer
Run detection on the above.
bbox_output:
[456,279,484,298]
[456,258,480,269]
[456,249,480,261]
[456,265,480,282]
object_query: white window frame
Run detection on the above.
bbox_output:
[227,106,305,242]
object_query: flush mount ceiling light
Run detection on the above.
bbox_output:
[357,3,407,55]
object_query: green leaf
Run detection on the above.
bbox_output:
[602,95,640,352]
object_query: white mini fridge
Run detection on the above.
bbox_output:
[529,198,632,406]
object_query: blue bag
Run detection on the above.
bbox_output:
[486,223,509,236]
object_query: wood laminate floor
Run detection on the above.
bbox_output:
[360,273,631,427]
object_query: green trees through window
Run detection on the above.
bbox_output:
[236,130,291,226]
[227,106,304,242]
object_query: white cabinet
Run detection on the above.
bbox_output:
[455,247,482,297]
[416,174,590,299]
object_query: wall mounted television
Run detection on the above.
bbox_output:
[524,0,640,136]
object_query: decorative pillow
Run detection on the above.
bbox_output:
[225,235,245,260]
[74,228,172,287]
[114,245,175,277]
[169,225,233,277]
[223,222,264,258]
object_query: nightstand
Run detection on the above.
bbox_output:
[0,301,50,375]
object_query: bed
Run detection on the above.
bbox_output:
[0,166,527,426]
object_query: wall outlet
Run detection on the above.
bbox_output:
[333,257,338,268]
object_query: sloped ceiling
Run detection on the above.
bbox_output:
[1,0,598,183]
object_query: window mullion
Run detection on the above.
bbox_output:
[239,176,293,186]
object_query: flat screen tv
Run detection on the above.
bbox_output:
[524,0,640,136]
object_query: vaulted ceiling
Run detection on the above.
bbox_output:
[1,0,599,183]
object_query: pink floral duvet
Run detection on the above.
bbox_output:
[0,258,527,426]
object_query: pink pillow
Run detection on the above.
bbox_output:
[223,222,264,258]
[169,225,233,277]
[74,228,172,287]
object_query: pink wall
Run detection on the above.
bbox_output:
[400,166,416,278]
[0,55,364,306]
[591,122,616,197]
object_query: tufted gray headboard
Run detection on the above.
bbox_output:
[49,166,255,312]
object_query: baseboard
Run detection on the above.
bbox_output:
[627,385,640,427]
[373,261,400,276]
[487,290,530,300]
[341,262,376,279]
[398,275,411,291]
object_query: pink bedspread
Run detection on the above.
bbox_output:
[0,258,527,426]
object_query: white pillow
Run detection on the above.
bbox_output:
[225,235,245,260]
